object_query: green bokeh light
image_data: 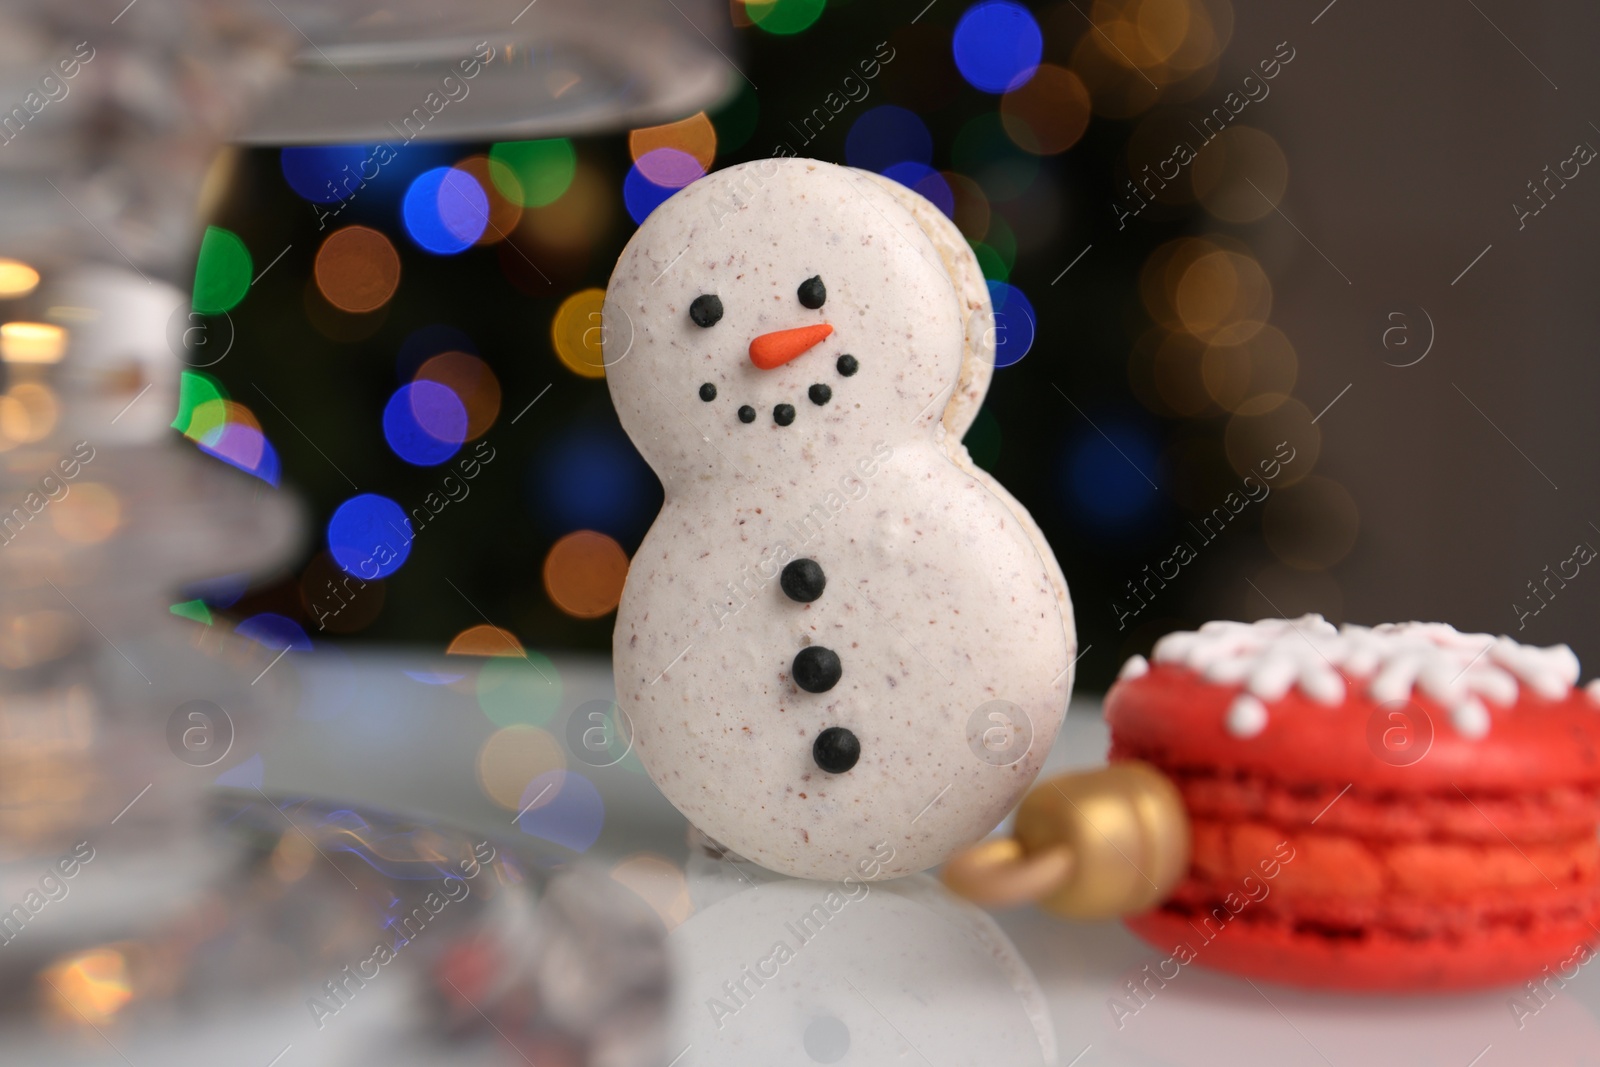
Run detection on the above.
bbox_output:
[172,370,227,438]
[488,139,577,208]
[953,113,1040,203]
[971,241,1008,281]
[748,0,826,35]
[476,653,564,727]
[170,599,213,625]
[963,405,1002,471]
[192,226,252,315]
[711,83,760,154]
[986,214,1017,272]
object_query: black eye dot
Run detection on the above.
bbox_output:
[836,354,858,377]
[808,384,832,406]
[812,726,859,774]
[797,276,826,310]
[773,403,795,426]
[689,294,723,328]
[738,405,756,424]
[698,382,717,402]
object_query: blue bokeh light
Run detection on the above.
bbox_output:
[622,163,680,225]
[528,420,660,546]
[845,105,933,173]
[280,145,371,203]
[404,670,466,685]
[987,280,1036,367]
[634,147,705,190]
[215,753,265,790]
[953,1,1043,94]
[383,381,468,466]
[1065,423,1162,530]
[402,167,488,254]
[197,425,281,486]
[236,613,314,652]
[515,769,604,853]
[882,162,956,218]
[328,494,413,579]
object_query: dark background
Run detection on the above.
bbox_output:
[191,0,1600,692]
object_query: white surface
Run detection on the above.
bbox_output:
[257,649,1600,1066]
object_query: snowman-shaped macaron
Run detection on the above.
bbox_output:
[603,158,1074,880]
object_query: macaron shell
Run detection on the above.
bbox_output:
[1110,659,1600,991]
[848,168,994,445]
[1106,664,1600,793]
[1164,767,1600,842]
[604,159,1075,880]
[847,169,1076,698]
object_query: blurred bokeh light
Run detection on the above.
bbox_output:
[543,530,629,619]
[402,167,489,254]
[328,494,412,579]
[415,351,501,439]
[314,225,401,313]
[383,381,468,466]
[953,1,1043,93]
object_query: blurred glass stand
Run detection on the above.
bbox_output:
[0,1,731,1062]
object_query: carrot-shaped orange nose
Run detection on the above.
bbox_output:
[749,323,833,370]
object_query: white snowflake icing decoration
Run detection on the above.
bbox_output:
[1143,615,1585,739]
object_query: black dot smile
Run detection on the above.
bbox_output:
[692,281,860,426]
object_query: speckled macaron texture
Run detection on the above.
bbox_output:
[603,158,1075,880]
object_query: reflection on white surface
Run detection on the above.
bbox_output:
[1102,971,1600,1067]
[666,848,1056,1067]
[255,655,1600,1067]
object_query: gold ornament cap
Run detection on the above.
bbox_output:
[942,761,1190,919]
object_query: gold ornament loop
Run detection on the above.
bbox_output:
[939,838,1075,907]
[942,761,1191,920]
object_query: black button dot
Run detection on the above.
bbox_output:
[792,645,841,693]
[836,354,859,377]
[698,382,717,402]
[808,383,832,406]
[780,558,825,602]
[689,294,723,328]
[738,405,756,424]
[798,275,826,310]
[774,403,796,426]
[812,727,860,774]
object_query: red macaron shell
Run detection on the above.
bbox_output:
[1109,660,1600,991]
[1105,663,1600,795]
[1163,768,1600,843]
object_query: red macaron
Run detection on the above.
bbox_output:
[1107,616,1600,992]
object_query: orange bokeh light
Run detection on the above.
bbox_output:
[447,624,526,657]
[416,352,501,440]
[313,226,401,313]
[452,154,524,245]
[629,112,718,173]
[543,531,629,619]
[1001,64,1092,155]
